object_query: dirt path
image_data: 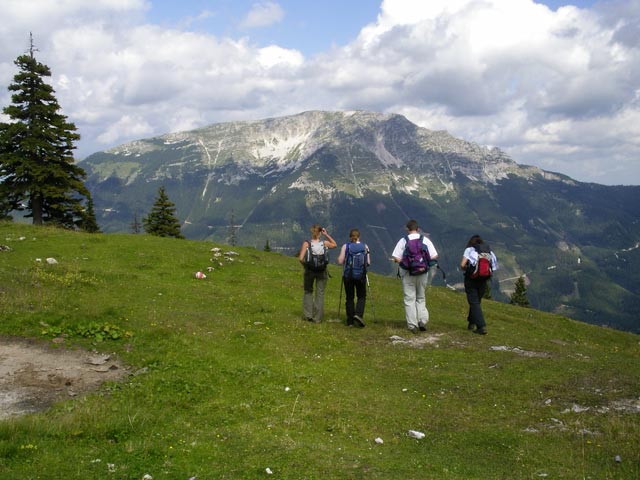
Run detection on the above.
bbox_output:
[0,337,129,419]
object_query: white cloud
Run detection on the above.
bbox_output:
[0,0,638,185]
[239,2,285,29]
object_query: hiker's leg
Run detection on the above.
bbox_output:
[344,278,356,323]
[401,273,419,329]
[302,269,315,320]
[314,272,328,322]
[415,272,430,326]
[464,278,485,329]
[355,279,367,318]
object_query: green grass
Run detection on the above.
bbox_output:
[0,221,638,479]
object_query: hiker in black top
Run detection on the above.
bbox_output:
[298,224,337,323]
[337,228,370,328]
[460,235,498,335]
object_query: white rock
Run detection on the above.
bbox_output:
[408,430,425,439]
[143,475,153,480]
[265,467,273,474]
[46,257,58,264]
[375,437,384,444]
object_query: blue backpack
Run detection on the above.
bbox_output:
[343,242,367,280]
[400,235,430,276]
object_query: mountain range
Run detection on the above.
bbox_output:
[82,110,640,333]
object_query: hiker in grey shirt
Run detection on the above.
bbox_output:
[298,224,337,323]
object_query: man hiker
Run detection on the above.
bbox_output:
[391,219,438,333]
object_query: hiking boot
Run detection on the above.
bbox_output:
[408,325,419,334]
[353,315,365,328]
[346,318,354,327]
[473,328,487,335]
[467,321,475,330]
[418,322,427,331]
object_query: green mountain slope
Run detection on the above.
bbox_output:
[0,222,638,479]
[81,111,640,333]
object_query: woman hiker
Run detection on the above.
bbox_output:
[298,224,337,323]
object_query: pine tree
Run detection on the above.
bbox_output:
[0,34,94,229]
[143,186,184,238]
[510,276,530,307]
[264,239,271,252]
[80,195,100,233]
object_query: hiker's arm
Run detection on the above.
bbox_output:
[391,238,404,263]
[298,241,309,263]
[322,229,337,249]
[337,244,346,264]
[460,256,469,271]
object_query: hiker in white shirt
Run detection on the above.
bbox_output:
[391,219,438,333]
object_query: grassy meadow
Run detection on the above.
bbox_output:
[0,222,638,479]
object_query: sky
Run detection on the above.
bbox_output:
[1,0,639,186]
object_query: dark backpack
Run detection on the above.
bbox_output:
[469,243,493,279]
[343,242,367,280]
[304,240,329,272]
[400,235,430,276]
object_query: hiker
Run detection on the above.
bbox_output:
[391,219,439,333]
[298,224,337,323]
[337,228,370,328]
[460,234,498,335]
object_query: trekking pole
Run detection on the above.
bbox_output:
[337,276,344,321]
[366,274,377,323]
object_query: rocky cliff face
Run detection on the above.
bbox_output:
[93,110,551,189]
[82,110,640,333]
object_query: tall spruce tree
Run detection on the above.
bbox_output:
[143,186,184,238]
[0,34,97,230]
[510,275,531,307]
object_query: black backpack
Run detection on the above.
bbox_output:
[343,242,367,280]
[304,240,329,272]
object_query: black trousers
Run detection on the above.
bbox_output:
[344,277,367,322]
[464,276,487,329]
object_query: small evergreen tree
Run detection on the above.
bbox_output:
[264,239,271,252]
[143,186,184,238]
[510,276,530,307]
[0,34,92,229]
[227,210,238,246]
[483,280,492,300]
[130,212,142,234]
[79,195,100,233]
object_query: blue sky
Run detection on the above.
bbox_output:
[145,0,600,55]
[1,0,638,185]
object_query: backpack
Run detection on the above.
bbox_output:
[304,240,329,272]
[469,243,493,279]
[400,235,430,276]
[343,242,367,280]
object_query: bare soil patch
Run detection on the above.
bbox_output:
[0,336,129,419]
